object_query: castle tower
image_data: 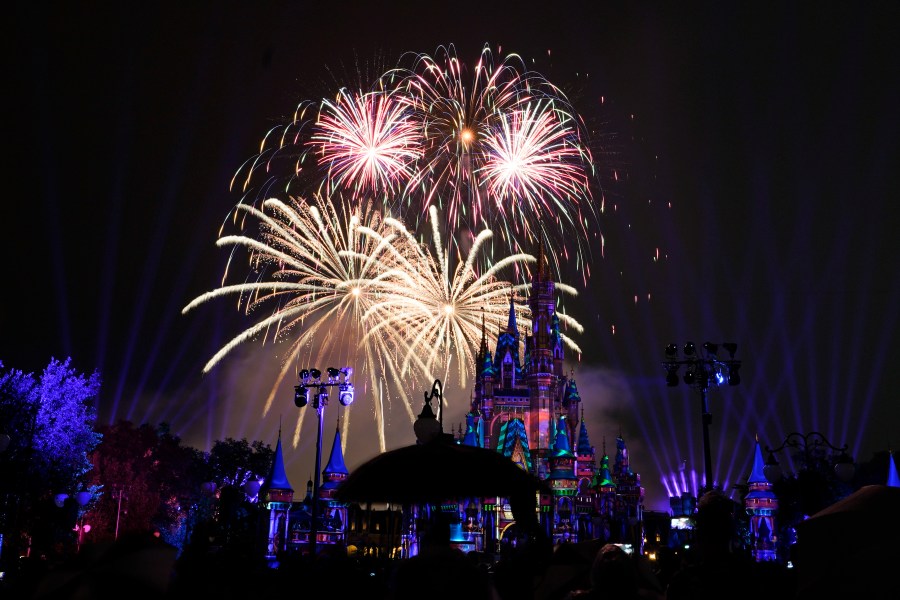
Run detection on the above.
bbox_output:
[611,435,644,547]
[548,415,577,543]
[745,438,778,561]
[593,449,617,541]
[464,243,643,548]
[318,425,351,546]
[262,431,293,562]
[526,241,564,475]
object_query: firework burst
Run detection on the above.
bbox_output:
[184,195,582,450]
[228,44,601,280]
[310,88,422,194]
[183,195,414,450]
[366,205,584,390]
[381,44,599,275]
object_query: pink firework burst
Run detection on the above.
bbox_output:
[309,89,422,194]
[479,100,592,241]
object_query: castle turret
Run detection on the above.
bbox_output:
[526,241,562,473]
[745,438,778,562]
[263,432,293,562]
[317,425,350,546]
[549,415,577,543]
[575,408,596,489]
[888,451,900,487]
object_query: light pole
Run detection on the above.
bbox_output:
[294,367,354,558]
[73,490,91,552]
[662,342,741,492]
[111,487,127,541]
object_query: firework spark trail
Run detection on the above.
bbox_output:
[363,205,584,390]
[184,196,410,450]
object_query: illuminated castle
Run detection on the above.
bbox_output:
[262,426,351,560]
[463,245,645,549]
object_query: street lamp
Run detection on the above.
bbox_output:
[293,366,354,557]
[111,487,127,541]
[74,490,92,552]
[662,341,741,492]
[763,431,855,483]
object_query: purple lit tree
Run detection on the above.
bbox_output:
[0,357,102,558]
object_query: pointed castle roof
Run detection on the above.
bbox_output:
[320,425,349,494]
[552,415,573,457]
[748,439,768,484]
[889,451,900,488]
[323,426,348,476]
[267,432,294,492]
[506,290,517,335]
[577,411,593,456]
[594,454,616,489]
[497,418,533,471]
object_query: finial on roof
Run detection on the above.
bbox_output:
[537,237,546,279]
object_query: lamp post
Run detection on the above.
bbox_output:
[74,490,92,552]
[662,342,741,492]
[111,487,127,541]
[293,366,354,558]
[763,431,855,483]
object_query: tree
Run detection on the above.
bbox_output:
[87,421,207,547]
[0,357,102,558]
[204,437,273,553]
[208,437,274,487]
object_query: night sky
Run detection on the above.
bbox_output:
[5,1,899,511]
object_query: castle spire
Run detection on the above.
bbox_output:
[888,451,900,488]
[537,237,546,280]
[479,310,488,355]
[577,409,593,456]
[267,430,293,492]
[506,288,517,335]
[323,423,349,477]
[748,437,768,484]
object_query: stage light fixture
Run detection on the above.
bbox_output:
[723,342,737,358]
[683,342,696,356]
[666,369,679,387]
[339,382,355,406]
[665,343,678,359]
[703,342,718,356]
[294,385,309,408]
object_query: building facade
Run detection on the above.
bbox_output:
[460,250,645,551]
